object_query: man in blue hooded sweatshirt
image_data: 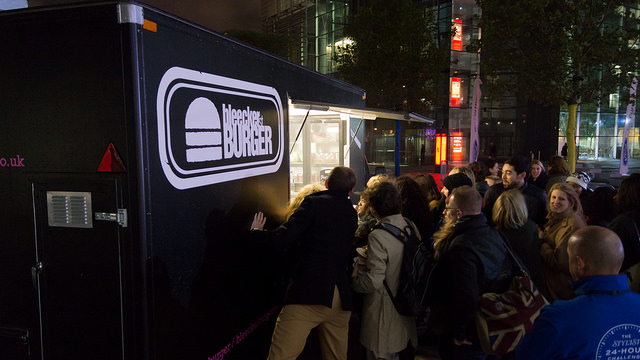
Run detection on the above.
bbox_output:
[516,226,640,359]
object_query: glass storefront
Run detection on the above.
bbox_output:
[559,102,639,160]
[289,107,350,199]
[364,118,436,171]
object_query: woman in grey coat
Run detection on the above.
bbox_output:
[352,181,418,360]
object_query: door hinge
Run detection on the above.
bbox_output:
[95,209,128,228]
[117,3,144,25]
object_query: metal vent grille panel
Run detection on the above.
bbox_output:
[46,191,93,228]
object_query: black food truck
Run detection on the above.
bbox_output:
[0,2,433,359]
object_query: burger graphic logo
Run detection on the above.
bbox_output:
[157,67,284,189]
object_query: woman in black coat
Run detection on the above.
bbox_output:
[492,189,548,299]
[527,159,549,191]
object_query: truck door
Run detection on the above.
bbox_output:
[30,177,125,360]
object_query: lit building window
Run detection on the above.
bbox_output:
[450,78,462,107]
[452,19,463,51]
[610,93,619,108]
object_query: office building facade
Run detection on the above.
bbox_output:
[263,0,639,169]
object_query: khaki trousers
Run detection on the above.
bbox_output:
[267,286,351,360]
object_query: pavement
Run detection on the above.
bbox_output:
[574,157,640,188]
[415,346,440,360]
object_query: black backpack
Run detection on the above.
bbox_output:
[376,218,434,316]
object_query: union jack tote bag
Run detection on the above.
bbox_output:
[475,239,548,355]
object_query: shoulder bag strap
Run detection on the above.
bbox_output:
[378,222,407,244]
[495,229,527,274]
[377,222,405,300]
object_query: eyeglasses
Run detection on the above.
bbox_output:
[444,207,458,212]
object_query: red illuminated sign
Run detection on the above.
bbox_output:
[452,19,463,51]
[435,134,447,165]
[450,78,461,107]
[452,132,463,161]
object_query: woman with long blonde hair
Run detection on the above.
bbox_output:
[493,189,547,297]
[431,196,458,260]
[285,184,325,220]
[540,182,586,301]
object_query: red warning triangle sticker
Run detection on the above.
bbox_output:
[98,143,127,173]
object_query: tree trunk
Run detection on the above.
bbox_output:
[567,103,578,173]
[567,65,582,174]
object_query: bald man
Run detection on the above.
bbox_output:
[516,226,640,360]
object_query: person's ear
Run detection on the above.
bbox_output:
[370,208,380,221]
[576,255,586,277]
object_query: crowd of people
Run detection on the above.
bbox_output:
[249,157,640,360]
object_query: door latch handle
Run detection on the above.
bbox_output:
[31,262,43,290]
[95,209,128,227]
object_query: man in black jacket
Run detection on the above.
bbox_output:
[428,185,511,360]
[250,166,358,360]
[483,155,548,227]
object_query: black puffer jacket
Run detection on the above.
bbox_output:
[427,213,512,341]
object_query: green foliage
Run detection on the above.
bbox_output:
[335,0,449,115]
[475,0,640,107]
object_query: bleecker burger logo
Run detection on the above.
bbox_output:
[157,67,283,189]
